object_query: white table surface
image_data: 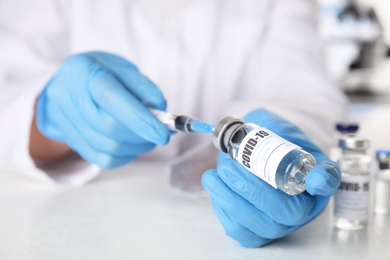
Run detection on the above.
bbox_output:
[1,162,390,260]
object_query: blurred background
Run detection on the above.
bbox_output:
[318,0,390,155]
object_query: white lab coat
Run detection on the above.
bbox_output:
[0,0,347,189]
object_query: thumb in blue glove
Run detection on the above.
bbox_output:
[202,109,341,247]
[36,52,171,169]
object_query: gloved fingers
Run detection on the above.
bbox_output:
[217,150,230,161]
[51,108,136,169]
[270,137,341,197]
[243,109,307,140]
[38,79,154,151]
[116,69,166,110]
[211,199,272,248]
[241,109,339,195]
[36,89,66,142]
[86,51,138,70]
[202,169,294,239]
[306,160,341,196]
[87,52,166,110]
[69,119,156,157]
[216,158,316,226]
[58,100,157,157]
[88,68,170,145]
[79,99,159,145]
[243,109,323,156]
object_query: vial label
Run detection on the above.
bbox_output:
[334,175,370,221]
[237,128,299,188]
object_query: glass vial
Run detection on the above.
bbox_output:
[334,135,371,230]
[374,149,390,215]
[212,116,316,195]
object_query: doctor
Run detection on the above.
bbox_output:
[0,0,346,247]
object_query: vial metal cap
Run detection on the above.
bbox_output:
[339,135,370,151]
[376,149,390,159]
[376,150,390,169]
[336,123,359,134]
[213,116,244,153]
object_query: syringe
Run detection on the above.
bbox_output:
[149,108,214,134]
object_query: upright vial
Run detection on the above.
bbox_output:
[334,135,371,230]
[212,116,316,195]
[374,149,390,215]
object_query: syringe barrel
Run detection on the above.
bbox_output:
[149,108,195,133]
[174,116,194,133]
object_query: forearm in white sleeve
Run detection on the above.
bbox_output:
[226,0,348,154]
[0,0,100,186]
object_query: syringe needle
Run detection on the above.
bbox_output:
[189,119,215,133]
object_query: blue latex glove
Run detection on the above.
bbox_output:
[202,109,341,247]
[36,52,171,169]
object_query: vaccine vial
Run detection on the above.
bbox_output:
[374,149,390,215]
[212,116,316,195]
[334,135,371,230]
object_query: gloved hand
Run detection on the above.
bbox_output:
[36,52,171,169]
[202,109,341,247]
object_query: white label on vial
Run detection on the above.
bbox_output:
[334,175,370,221]
[237,128,299,188]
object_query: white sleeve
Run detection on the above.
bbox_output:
[225,0,348,154]
[0,0,100,186]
